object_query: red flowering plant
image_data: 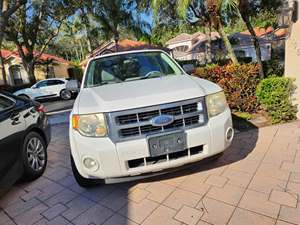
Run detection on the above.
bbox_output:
[193,64,260,113]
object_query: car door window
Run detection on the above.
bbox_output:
[36,81,48,88]
[47,80,65,86]
[54,80,65,85]
[0,95,15,112]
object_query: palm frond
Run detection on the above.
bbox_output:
[176,0,190,18]
[221,0,238,13]
[151,0,169,16]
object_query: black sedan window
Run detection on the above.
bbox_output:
[0,95,15,112]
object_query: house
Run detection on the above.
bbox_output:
[231,27,289,62]
[0,49,74,86]
[166,32,222,63]
[230,32,272,62]
[80,39,170,68]
[166,28,287,64]
[231,27,275,62]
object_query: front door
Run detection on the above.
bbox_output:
[35,80,51,98]
[9,65,23,85]
[0,94,26,190]
[45,79,65,96]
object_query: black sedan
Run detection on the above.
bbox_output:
[0,92,51,196]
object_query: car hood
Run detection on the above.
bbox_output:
[76,75,221,114]
[14,88,32,95]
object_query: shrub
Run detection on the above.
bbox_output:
[193,63,260,113]
[256,77,297,124]
[263,57,284,77]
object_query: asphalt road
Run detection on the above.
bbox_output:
[39,98,75,114]
[48,111,70,125]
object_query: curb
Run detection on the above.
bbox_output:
[46,108,72,116]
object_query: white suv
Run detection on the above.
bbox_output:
[14,78,73,100]
[69,50,233,186]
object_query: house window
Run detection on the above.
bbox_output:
[234,50,246,58]
[9,65,23,85]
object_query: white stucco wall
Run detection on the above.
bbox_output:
[233,43,272,62]
[285,0,300,118]
[167,41,193,50]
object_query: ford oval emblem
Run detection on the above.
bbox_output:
[151,115,174,127]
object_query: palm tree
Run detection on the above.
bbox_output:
[184,1,213,63]
[206,0,239,64]
[151,0,239,64]
[219,0,264,77]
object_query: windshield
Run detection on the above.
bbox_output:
[84,51,183,87]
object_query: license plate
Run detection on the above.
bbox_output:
[148,132,187,157]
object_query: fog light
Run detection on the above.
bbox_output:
[83,157,99,171]
[226,127,234,142]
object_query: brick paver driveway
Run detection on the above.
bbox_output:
[1,121,300,225]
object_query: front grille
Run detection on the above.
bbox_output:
[120,127,140,137]
[117,114,137,125]
[108,98,208,142]
[127,145,203,169]
[138,110,159,121]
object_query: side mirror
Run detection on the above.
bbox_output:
[31,85,37,89]
[182,64,196,74]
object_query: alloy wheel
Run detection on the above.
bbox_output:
[61,90,71,100]
[26,137,46,171]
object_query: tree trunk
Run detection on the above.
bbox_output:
[0,39,7,85]
[85,19,95,53]
[114,32,119,52]
[0,2,8,85]
[81,8,97,52]
[238,0,264,78]
[239,9,264,78]
[23,61,36,84]
[217,22,239,64]
[79,40,84,60]
[74,47,80,62]
[204,21,212,64]
[245,21,264,78]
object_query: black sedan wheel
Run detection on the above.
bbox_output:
[22,132,47,181]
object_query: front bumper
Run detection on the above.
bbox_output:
[69,108,233,180]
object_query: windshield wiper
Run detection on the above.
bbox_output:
[141,71,165,80]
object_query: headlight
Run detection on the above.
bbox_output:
[206,91,228,117]
[72,113,108,137]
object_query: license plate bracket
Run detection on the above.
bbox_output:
[148,131,187,157]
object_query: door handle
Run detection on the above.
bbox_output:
[10,112,21,125]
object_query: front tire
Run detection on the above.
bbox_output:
[60,89,72,100]
[22,132,47,181]
[70,154,102,187]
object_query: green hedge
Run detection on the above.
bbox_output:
[256,77,297,123]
